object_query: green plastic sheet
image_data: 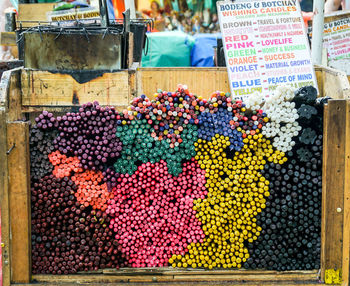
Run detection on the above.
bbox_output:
[141,31,195,67]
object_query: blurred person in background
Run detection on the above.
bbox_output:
[142,0,165,31]
[325,0,345,13]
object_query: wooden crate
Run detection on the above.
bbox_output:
[0,66,349,285]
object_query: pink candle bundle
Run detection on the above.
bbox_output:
[106,158,207,267]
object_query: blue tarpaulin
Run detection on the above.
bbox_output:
[141,32,222,67]
[191,33,221,67]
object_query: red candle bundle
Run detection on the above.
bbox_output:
[48,151,83,178]
[106,158,207,267]
[72,170,113,211]
[49,151,114,211]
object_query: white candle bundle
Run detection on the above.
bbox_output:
[246,85,301,153]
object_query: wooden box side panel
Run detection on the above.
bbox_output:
[31,269,319,284]
[7,122,31,284]
[321,99,350,284]
[138,66,350,100]
[21,70,132,112]
[314,65,350,99]
[138,68,230,99]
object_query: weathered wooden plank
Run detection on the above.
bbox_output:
[18,3,55,27]
[315,68,325,98]
[21,105,128,113]
[21,69,131,108]
[342,100,350,285]
[33,274,172,283]
[138,66,350,100]
[320,104,328,282]
[0,108,11,286]
[32,270,318,283]
[320,67,350,99]
[172,274,317,281]
[7,122,31,283]
[102,267,317,276]
[14,284,322,286]
[18,67,350,111]
[8,70,23,122]
[0,32,16,46]
[138,67,230,99]
[0,68,15,286]
[321,100,348,284]
[329,59,350,77]
[127,32,134,69]
[14,282,321,286]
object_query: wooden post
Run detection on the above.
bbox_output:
[0,108,11,286]
[321,99,350,285]
[7,70,23,122]
[127,32,134,69]
[7,121,32,283]
[0,69,19,286]
[0,69,30,284]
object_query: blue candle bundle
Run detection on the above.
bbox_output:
[197,107,244,151]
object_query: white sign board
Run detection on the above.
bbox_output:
[217,0,317,98]
[308,11,350,62]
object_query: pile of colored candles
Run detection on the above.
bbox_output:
[30,84,324,273]
[31,175,126,274]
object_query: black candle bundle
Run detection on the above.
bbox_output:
[30,126,57,181]
[244,86,325,270]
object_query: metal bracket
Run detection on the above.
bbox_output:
[6,143,15,155]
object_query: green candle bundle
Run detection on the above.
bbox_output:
[114,119,198,176]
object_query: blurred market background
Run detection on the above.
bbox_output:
[0,0,347,67]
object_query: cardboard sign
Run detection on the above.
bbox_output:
[47,8,100,26]
[217,0,317,98]
[308,11,350,61]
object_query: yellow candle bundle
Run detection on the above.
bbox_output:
[170,133,287,269]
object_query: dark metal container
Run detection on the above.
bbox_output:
[18,25,123,71]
